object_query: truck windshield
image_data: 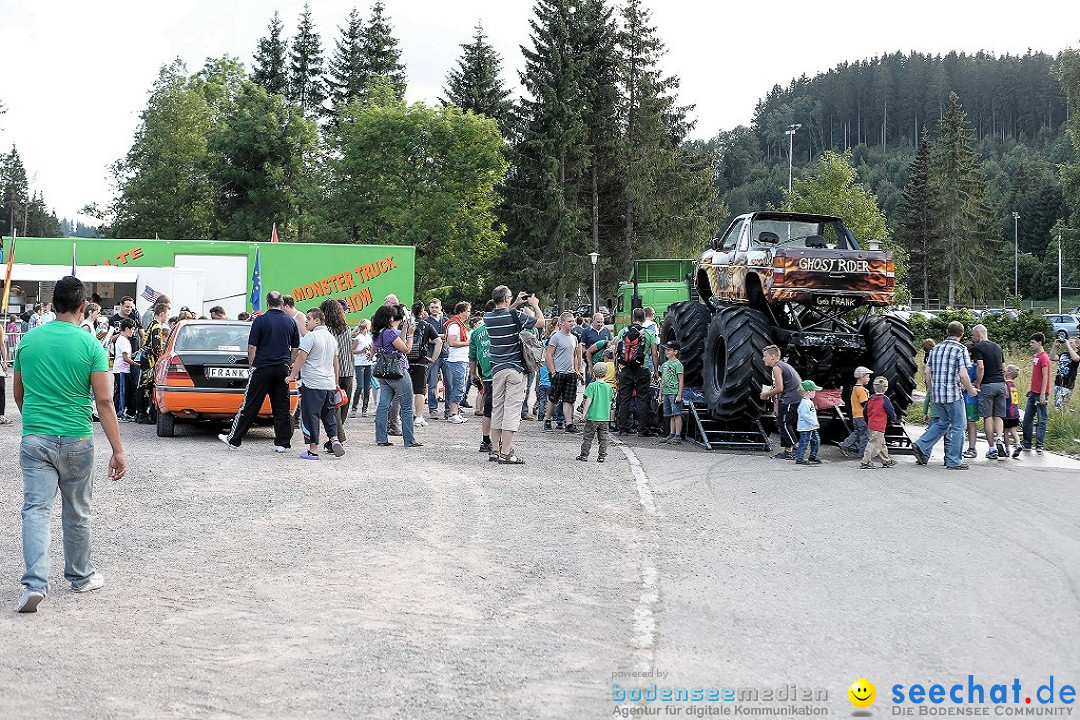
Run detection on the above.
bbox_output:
[175,324,251,352]
[751,219,855,250]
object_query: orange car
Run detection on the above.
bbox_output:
[154,320,298,437]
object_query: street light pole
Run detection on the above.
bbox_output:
[1012,211,1020,298]
[1059,233,1063,314]
[786,124,801,193]
[589,251,600,315]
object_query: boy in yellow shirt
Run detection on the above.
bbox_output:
[837,366,872,457]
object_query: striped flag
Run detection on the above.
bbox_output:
[2,230,16,312]
[270,223,279,243]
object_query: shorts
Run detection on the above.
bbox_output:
[662,394,682,418]
[409,363,429,395]
[548,372,578,405]
[1003,418,1019,429]
[977,382,1007,418]
[965,402,979,423]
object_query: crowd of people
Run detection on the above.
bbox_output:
[212,287,692,464]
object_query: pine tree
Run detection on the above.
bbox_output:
[1,146,29,235]
[359,1,406,101]
[616,0,717,265]
[894,129,941,306]
[252,11,288,96]
[442,23,512,134]
[503,0,591,305]
[931,93,1000,305]
[326,8,366,111]
[288,3,326,117]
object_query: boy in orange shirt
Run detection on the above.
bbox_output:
[837,366,872,458]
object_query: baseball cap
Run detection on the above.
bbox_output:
[853,366,874,378]
[800,380,823,392]
[873,376,890,388]
[665,340,681,351]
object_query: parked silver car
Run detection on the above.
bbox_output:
[1044,313,1080,340]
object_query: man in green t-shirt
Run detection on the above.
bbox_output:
[13,275,127,613]
[469,300,495,454]
[658,341,686,444]
[576,361,615,462]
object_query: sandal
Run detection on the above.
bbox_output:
[498,452,525,465]
[488,451,500,462]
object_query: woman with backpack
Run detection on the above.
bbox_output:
[371,304,422,448]
[408,300,442,430]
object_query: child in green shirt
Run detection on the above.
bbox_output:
[577,362,614,462]
[658,341,685,444]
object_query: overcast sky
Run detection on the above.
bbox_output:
[1,0,1077,223]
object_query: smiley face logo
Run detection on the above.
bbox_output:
[848,679,876,708]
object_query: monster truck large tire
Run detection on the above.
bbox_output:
[702,306,773,420]
[660,301,710,387]
[861,314,918,416]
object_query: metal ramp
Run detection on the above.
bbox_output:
[686,402,772,452]
[884,420,914,455]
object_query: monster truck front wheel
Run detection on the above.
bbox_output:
[702,306,773,420]
[861,314,918,416]
[660,301,710,387]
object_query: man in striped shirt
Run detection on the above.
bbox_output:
[912,321,978,469]
[483,286,546,464]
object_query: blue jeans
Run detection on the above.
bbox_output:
[796,429,820,461]
[428,357,449,415]
[112,372,127,416]
[446,361,468,408]
[840,417,869,455]
[522,371,536,417]
[1022,392,1048,448]
[915,398,966,467]
[20,435,97,593]
[536,385,565,422]
[376,373,416,445]
[352,365,373,412]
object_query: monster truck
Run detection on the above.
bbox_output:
[660,211,917,427]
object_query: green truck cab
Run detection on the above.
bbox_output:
[614,259,695,328]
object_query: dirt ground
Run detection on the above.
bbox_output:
[0,396,651,719]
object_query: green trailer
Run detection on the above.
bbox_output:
[1,237,415,321]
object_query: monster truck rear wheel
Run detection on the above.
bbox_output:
[660,301,710,387]
[703,306,773,420]
[861,314,918,416]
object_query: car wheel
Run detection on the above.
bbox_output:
[156,410,176,437]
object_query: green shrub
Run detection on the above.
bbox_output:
[906,308,1052,352]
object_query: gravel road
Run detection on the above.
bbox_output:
[1,403,650,719]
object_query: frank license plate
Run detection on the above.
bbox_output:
[207,367,250,379]
[813,295,858,308]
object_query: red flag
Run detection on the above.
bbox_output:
[270,223,279,243]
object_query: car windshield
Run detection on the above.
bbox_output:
[750,219,854,249]
[174,324,250,352]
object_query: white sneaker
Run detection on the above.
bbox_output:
[218,434,238,450]
[448,414,468,424]
[273,445,288,453]
[17,586,45,613]
[414,416,428,428]
[73,573,105,593]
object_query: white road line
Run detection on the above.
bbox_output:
[621,444,660,674]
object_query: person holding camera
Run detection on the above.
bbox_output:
[482,287,546,464]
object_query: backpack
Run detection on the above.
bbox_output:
[617,324,647,367]
[510,312,545,373]
[407,321,427,362]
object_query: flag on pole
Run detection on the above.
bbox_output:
[2,230,17,313]
[249,246,262,312]
[270,223,279,243]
